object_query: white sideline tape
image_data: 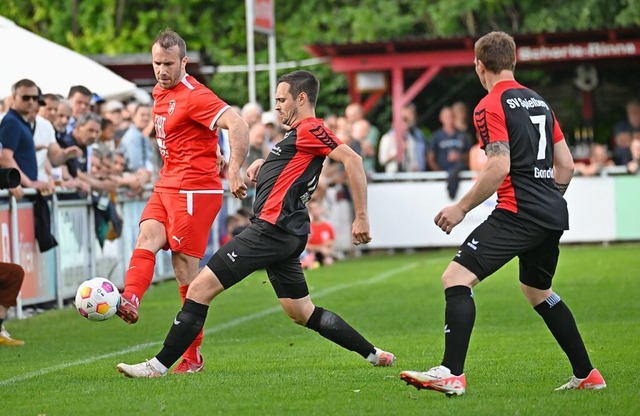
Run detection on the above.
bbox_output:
[0,259,434,386]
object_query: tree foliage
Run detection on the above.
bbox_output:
[2,0,639,114]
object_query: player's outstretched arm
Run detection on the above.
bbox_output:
[328,144,371,245]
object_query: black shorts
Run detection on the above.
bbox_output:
[453,209,564,290]
[207,219,309,299]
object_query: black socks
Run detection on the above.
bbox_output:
[534,293,593,378]
[156,299,209,368]
[441,285,476,376]
[305,306,375,358]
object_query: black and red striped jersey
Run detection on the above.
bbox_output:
[253,117,341,235]
[474,80,569,230]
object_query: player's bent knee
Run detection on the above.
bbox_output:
[186,267,224,305]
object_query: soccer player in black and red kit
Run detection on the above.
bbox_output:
[117,70,395,377]
[400,31,605,395]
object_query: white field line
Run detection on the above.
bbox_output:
[0,258,442,386]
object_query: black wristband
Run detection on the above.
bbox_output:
[555,182,569,196]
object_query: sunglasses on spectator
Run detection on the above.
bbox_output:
[21,95,41,102]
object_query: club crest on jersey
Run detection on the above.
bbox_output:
[168,100,176,115]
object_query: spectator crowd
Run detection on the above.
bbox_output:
[1,77,639,272]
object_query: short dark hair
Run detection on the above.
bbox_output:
[68,85,92,99]
[42,93,60,103]
[277,70,319,107]
[11,79,37,94]
[153,28,187,59]
[475,31,516,73]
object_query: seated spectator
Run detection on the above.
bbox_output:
[301,199,336,269]
[0,262,25,346]
[626,136,640,175]
[574,143,614,176]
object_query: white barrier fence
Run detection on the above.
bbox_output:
[1,170,637,317]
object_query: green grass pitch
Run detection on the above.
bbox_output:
[1,244,638,415]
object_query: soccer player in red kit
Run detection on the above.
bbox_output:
[400,31,605,395]
[116,70,395,378]
[116,28,249,374]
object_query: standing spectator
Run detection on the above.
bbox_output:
[0,263,25,346]
[66,85,93,134]
[241,102,263,128]
[114,28,249,374]
[400,30,605,396]
[613,98,640,136]
[118,103,154,174]
[350,119,376,175]
[427,106,471,172]
[612,99,640,165]
[0,79,50,200]
[344,102,380,153]
[378,106,425,174]
[402,103,427,172]
[428,106,472,198]
[54,100,72,145]
[61,112,115,195]
[98,118,117,153]
[452,101,473,143]
[102,100,127,147]
[116,70,394,378]
[38,93,60,125]
[626,136,640,174]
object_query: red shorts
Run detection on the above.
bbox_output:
[140,190,223,259]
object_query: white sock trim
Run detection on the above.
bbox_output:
[149,357,168,374]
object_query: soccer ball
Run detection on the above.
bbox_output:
[75,277,121,321]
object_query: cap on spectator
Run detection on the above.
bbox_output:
[92,93,105,105]
[261,111,277,126]
[104,100,124,113]
[36,87,46,106]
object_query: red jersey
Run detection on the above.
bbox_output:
[152,74,230,192]
[252,118,341,235]
[308,221,335,245]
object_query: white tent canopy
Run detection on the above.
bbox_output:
[0,15,137,101]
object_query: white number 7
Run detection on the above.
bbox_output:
[530,115,547,160]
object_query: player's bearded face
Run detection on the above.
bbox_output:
[152,44,184,89]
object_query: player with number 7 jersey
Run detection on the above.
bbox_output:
[473,79,568,230]
[402,31,604,395]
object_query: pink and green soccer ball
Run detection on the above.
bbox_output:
[75,277,121,321]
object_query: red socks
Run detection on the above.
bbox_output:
[179,284,204,364]
[122,248,157,308]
